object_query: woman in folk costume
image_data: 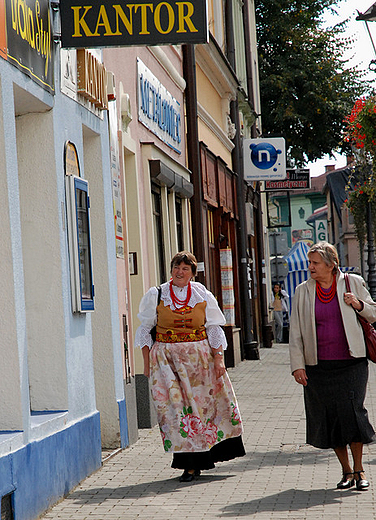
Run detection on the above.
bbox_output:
[135,251,245,482]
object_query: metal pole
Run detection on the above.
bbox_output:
[367,201,376,299]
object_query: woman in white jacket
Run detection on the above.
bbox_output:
[289,242,376,491]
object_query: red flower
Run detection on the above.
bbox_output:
[180,414,204,437]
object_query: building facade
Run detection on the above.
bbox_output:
[0,3,128,518]
[103,44,192,428]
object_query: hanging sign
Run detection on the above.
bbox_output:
[0,0,54,93]
[60,0,209,48]
[315,220,328,242]
[265,169,310,191]
[243,137,286,182]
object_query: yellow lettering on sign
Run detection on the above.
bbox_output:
[113,5,134,35]
[134,3,153,34]
[176,2,197,33]
[94,5,117,35]
[69,2,199,39]
[154,2,174,34]
[72,6,95,37]
[77,49,108,110]
[10,0,52,78]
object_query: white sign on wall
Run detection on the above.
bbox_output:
[243,137,286,181]
[316,220,328,242]
[137,58,182,154]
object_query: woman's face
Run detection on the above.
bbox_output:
[171,262,193,287]
[308,252,334,284]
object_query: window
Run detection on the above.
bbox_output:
[152,184,166,283]
[66,175,95,312]
[175,196,184,252]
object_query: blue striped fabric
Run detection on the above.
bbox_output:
[283,241,310,314]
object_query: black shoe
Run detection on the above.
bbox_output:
[354,470,370,490]
[337,472,355,489]
[179,469,201,482]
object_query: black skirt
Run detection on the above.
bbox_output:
[171,435,245,470]
[304,359,376,449]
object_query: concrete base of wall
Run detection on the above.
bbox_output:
[135,374,157,429]
[0,412,101,520]
[124,376,139,445]
[224,326,242,367]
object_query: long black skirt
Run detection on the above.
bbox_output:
[171,435,245,470]
[304,359,375,449]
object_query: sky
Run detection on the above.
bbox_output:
[308,0,376,176]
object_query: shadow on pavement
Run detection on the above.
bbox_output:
[218,487,362,516]
[65,474,232,504]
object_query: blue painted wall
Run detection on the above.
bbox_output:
[0,413,101,520]
[118,399,129,448]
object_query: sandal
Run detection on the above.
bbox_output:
[337,472,355,489]
[354,470,369,490]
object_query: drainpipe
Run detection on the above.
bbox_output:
[226,0,259,359]
[182,44,206,285]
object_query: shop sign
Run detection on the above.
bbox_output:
[137,58,182,153]
[0,0,54,94]
[265,169,310,191]
[243,137,286,181]
[315,220,328,242]
[60,0,208,48]
[77,48,108,110]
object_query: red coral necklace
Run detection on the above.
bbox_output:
[169,280,191,307]
[316,278,336,303]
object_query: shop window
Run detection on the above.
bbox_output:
[152,184,166,283]
[66,175,95,312]
[175,196,184,252]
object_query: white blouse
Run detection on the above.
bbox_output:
[135,281,228,350]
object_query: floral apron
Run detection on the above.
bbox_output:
[150,338,243,453]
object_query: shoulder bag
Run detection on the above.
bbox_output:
[344,273,376,363]
[150,285,162,343]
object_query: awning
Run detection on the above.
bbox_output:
[283,240,311,313]
[356,4,376,21]
[306,204,328,223]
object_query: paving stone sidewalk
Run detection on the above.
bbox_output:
[40,344,376,519]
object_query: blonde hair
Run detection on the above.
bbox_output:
[308,241,339,274]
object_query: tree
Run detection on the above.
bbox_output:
[255,0,370,166]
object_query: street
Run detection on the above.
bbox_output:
[40,344,376,519]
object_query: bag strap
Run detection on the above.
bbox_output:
[156,285,162,305]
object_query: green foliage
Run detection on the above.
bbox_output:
[255,0,370,166]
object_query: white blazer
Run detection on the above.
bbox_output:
[289,271,376,373]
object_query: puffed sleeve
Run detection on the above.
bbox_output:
[134,287,159,349]
[204,288,228,350]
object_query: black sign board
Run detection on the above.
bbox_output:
[2,0,54,94]
[265,169,310,191]
[60,0,208,48]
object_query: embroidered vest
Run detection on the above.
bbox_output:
[155,301,207,343]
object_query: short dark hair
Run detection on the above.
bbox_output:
[170,251,197,276]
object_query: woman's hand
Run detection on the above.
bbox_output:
[213,352,226,379]
[344,292,363,311]
[293,368,308,386]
